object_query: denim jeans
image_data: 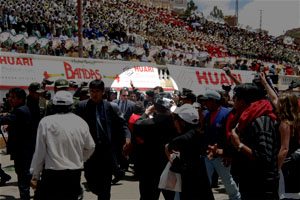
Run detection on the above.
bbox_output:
[205,157,241,200]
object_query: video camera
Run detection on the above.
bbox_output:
[252,72,279,97]
[253,73,278,85]
[289,80,300,90]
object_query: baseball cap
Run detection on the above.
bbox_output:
[54,79,69,89]
[28,82,45,93]
[174,104,199,124]
[53,91,74,106]
[204,90,221,100]
[146,89,155,98]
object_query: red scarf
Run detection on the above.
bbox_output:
[238,99,277,133]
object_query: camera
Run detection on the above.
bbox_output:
[253,73,278,85]
[289,80,300,89]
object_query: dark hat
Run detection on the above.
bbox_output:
[181,88,192,98]
[54,79,69,89]
[28,82,45,93]
[153,92,174,108]
[185,93,197,102]
[173,90,181,96]
[80,87,90,96]
[146,89,155,98]
[109,88,117,94]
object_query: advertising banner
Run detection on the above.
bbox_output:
[167,64,256,95]
[0,52,161,90]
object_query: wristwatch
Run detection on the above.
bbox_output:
[237,143,244,152]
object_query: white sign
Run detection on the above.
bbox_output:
[167,64,256,95]
[0,52,160,90]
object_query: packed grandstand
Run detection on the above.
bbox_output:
[0,0,299,75]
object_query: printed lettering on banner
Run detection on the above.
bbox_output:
[167,64,255,95]
[0,52,161,90]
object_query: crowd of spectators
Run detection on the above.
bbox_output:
[0,0,299,75]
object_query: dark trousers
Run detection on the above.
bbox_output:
[38,169,81,200]
[84,151,113,200]
[0,164,8,177]
[180,159,215,200]
[139,170,174,200]
[14,159,32,200]
[240,179,279,200]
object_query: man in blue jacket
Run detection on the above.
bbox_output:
[203,90,241,200]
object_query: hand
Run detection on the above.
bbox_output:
[122,138,132,159]
[224,67,232,76]
[145,105,155,115]
[259,72,268,86]
[30,178,37,190]
[130,80,134,88]
[231,129,241,149]
[2,124,9,132]
[165,144,172,163]
[207,144,218,160]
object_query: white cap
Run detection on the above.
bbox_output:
[53,91,74,106]
[174,104,199,124]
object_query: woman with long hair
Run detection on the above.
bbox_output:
[277,92,300,199]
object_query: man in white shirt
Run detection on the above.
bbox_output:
[59,30,68,42]
[30,91,95,200]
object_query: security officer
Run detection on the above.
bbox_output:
[27,82,45,133]
[0,88,35,200]
[181,88,196,105]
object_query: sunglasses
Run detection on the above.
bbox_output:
[122,95,129,97]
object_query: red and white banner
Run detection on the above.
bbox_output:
[167,64,256,95]
[0,52,161,90]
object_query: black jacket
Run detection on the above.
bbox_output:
[168,128,214,200]
[237,115,280,198]
[75,99,131,195]
[134,113,178,173]
[26,95,42,133]
[75,99,131,149]
[0,104,35,160]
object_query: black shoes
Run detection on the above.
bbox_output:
[112,170,125,184]
[0,173,11,186]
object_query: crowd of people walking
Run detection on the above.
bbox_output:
[0,67,299,200]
